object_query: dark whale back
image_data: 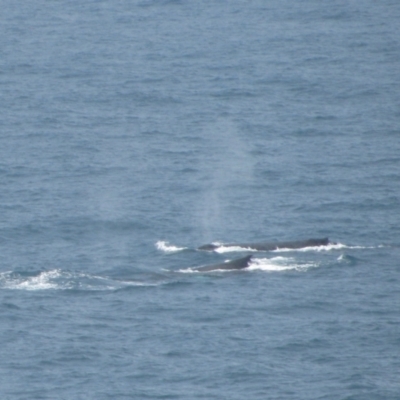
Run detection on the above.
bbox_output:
[194,255,253,272]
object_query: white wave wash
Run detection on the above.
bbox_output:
[0,270,153,291]
[1,270,62,291]
[214,244,257,253]
[212,242,368,253]
[156,241,187,253]
[247,257,318,272]
[271,242,370,252]
[178,256,317,273]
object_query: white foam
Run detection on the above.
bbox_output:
[176,255,317,274]
[208,241,374,253]
[177,266,244,274]
[177,268,200,274]
[211,242,351,253]
[156,241,187,253]
[2,270,61,291]
[214,245,256,253]
[0,269,165,291]
[247,257,318,272]
[271,242,365,252]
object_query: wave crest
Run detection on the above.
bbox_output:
[0,270,154,291]
[247,257,319,272]
[156,241,187,252]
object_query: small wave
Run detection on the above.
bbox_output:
[208,242,374,253]
[177,256,317,273]
[176,268,201,274]
[176,266,244,273]
[214,245,256,253]
[0,270,62,291]
[211,242,346,253]
[270,243,342,252]
[337,254,359,265]
[213,244,329,253]
[271,242,370,252]
[247,257,318,272]
[156,241,187,252]
[0,270,154,291]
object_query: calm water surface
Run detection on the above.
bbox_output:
[1,1,399,399]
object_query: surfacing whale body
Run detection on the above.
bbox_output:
[198,237,330,252]
[193,255,253,272]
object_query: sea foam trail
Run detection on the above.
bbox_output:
[247,257,318,272]
[156,240,376,254]
[0,270,153,291]
[156,241,187,253]
[0,270,62,291]
[178,256,317,273]
[213,242,368,253]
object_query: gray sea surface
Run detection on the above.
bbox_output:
[1,1,400,399]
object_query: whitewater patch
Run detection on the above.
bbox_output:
[213,245,257,253]
[156,241,187,253]
[247,257,319,272]
[177,256,318,273]
[156,240,377,254]
[274,242,376,252]
[0,270,62,290]
[0,270,154,291]
[213,242,369,253]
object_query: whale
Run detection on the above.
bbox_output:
[198,237,330,252]
[193,255,253,272]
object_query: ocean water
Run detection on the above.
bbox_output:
[1,0,400,399]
